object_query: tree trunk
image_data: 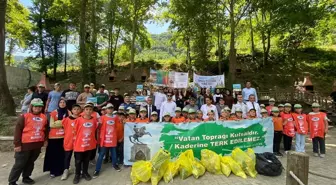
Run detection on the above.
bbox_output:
[107,25,111,69]
[261,11,267,66]
[0,0,15,115]
[79,0,89,84]
[266,29,271,62]
[89,0,97,84]
[6,38,14,66]
[38,0,46,73]
[130,0,138,82]
[64,23,68,76]
[229,0,237,83]
[216,0,222,74]
[249,13,255,61]
[53,38,58,79]
[186,36,191,75]
[111,26,120,69]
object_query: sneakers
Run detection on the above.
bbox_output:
[113,165,121,172]
[50,174,55,178]
[22,177,35,184]
[313,153,319,157]
[8,183,18,185]
[82,173,92,181]
[61,169,69,180]
[93,171,99,179]
[73,175,80,184]
[320,154,325,158]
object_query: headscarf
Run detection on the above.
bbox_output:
[57,99,69,119]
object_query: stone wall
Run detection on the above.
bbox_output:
[5,66,41,89]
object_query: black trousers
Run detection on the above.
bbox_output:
[8,148,41,183]
[312,137,326,154]
[74,150,92,175]
[64,151,73,170]
[116,141,124,165]
[273,131,283,153]
[283,134,293,151]
[89,146,97,161]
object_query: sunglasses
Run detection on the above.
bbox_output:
[167,95,172,97]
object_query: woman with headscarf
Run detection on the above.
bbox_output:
[43,99,70,178]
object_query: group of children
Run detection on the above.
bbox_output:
[270,102,328,157]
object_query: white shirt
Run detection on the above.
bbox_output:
[154,92,167,110]
[242,87,258,102]
[159,100,177,121]
[246,101,261,118]
[213,94,223,103]
[200,104,219,120]
[231,102,248,118]
[104,90,109,96]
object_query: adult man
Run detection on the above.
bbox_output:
[143,97,157,118]
[76,84,93,108]
[242,81,258,102]
[32,84,49,112]
[231,94,248,118]
[101,84,110,95]
[61,82,80,110]
[153,87,166,116]
[8,98,48,185]
[120,94,136,110]
[96,85,109,111]
[216,98,228,117]
[89,83,97,96]
[200,97,219,120]
[184,98,199,111]
[159,93,177,121]
[109,88,124,109]
[246,94,261,117]
[45,83,62,114]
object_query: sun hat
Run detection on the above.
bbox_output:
[31,98,44,107]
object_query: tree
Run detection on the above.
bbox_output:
[0,0,16,116]
[79,0,89,83]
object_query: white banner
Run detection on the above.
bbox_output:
[193,73,225,88]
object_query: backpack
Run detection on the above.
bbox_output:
[256,152,283,176]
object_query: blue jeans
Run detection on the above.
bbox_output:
[295,133,306,152]
[95,147,117,172]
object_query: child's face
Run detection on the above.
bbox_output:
[175,112,181,117]
[236,112,242,118]
[119,115,126,122]
[197,113,203,118]
[285,107,291,112]
[101,110,106,115]
[84,107,93,115]
[312,107,319,112]
[249,110,256,117]
[151,115,158,121]
[183,112,188,117]
[164,116,170,122]
[129,114,136,119]
[106,108,113,114]
[230,114,236,118]
[189,113,196,119]
[272,112,279,117]
[221,112,227,118]
[140,112,146,117]
[72,107,81,115]
[279,107,284,111]
[262,113,268,118]
[295,108,302,113]
[208,113,215,119]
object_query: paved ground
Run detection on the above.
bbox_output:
[1,129,336,185]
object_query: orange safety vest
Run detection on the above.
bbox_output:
[272,117,283,131]
[282,113,295,137]
[99,115,118,147]
[308,112,326,138]
[204,118,216,122]
[62,116,77,151]
[49,110,70,139]
[22,113,47,143]
[185,118,198,122]
[135,117,149,124]
[73,117,98,152]
[292,113,308,135]
[171,117,186,124]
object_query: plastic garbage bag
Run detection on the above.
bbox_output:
[200,149,221,174]
[177,150,194,180]
[163,161,180,183]
[131,161,152,184]
[232,148,257,178]
[221,156,247,179]
[151,160,169,185]
[246,148,256,164]
[191,159,205,179]
[151,149,171,170]
[220,162,231,177]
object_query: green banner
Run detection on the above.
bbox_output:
[124,118,274,165]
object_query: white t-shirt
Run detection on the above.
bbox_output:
[154,92,167,110]
[231,102,248,118]
[160,101,177,121]
[200,104,219,120]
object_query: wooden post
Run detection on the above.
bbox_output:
[286,152,309,185]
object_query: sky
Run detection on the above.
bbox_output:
[16,0,169,56]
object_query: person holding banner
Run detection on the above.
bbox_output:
[200,97,219,121]
[234,108,244,120]
[135,107,149,123]
[196,110,204,121]
[159,93,177,122]
[125,109,137,123]
[247,108,257,119]
[185,109,198,122]
[150,112,159,122]
[204,110,216,121]
[162,112,172,123]
[171,107,186,124]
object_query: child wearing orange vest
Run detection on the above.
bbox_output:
[196,110,203,122]
[61,104,81,180]
[261,109,269,118]
[125,109,137,123]
[116,112,126,166]
[204,110,216,121]
[186,109,198,122]
[162,112,172,122]
[182,107,189,120]
[247,108,257,119]
[135,107,149,123]
[73,103,98,184]
[308,103,329,158]
[234,108,243,120]
[43,99,70,178]
[150,111,159,122]
[282,103,295,154]
[219,108,230,121]
[271,107,283,156]
[172,107,186,124]
[292,104,308,153]
[93,104,121,179]
[278,104,285,117]
[8,98,48,185]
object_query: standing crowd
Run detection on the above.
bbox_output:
[8,81,329,185]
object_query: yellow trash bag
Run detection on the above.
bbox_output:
[163,161,180,183]
[151,149,171,170]
[246,148,256,164]
[177,150,194,180]
[221,156,247,179]
[151,160,169,185]
[130,161,152,184]
[191,159,205,179]
[232,148,257,178]
[220,162,231,177]
[200,149,221,174]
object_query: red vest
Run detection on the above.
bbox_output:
[282,113,295,137]
[99,115,118,147]
[73,117,98,152]
[292,113,308,135]
[171,117,186,124]
[22,113,47,143]
[308,112,326,138]
[62,117,77,151]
